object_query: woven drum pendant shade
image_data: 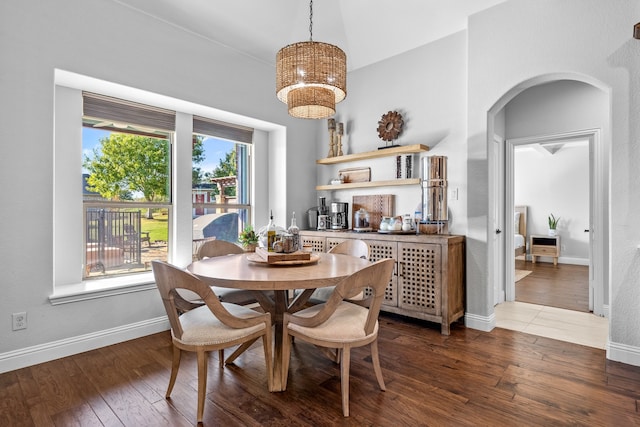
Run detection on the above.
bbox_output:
[276,41,346,119]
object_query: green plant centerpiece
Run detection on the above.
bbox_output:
[548,213,560,236]
[238,225,259,252]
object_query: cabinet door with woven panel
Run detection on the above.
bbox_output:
[398,242,441,315]
[300,234,326,253]
[366,240,397,306]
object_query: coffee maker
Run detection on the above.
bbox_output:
[330,202,349,230]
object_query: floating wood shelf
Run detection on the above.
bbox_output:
[316,178,421,191]
[316,144,429,165]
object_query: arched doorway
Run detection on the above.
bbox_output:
[487,74,610,319]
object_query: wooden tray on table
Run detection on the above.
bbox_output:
[248,247,316,266]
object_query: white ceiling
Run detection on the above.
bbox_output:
[114,0,507,71]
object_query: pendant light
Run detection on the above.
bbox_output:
[276,0,347,119]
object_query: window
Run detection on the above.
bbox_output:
[192,116,253,252]
[53,76,265,302]
[82,93,173,279]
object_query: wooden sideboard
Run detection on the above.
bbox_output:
[299,230,465,335]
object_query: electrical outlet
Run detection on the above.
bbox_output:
[12,312,27,331]
[561,245,566,251]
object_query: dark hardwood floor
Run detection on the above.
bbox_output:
[515,259,589,312]
[2,313,640,426]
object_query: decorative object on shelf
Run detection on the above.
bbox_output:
[275,0,346,119]
[396,155,402,178]
[338,167,370,183]
[548,213,560,236]
[635,22,640,39]
[327,118,336,157]
[405,155,412,179]
[377,110,404,149]
[238,225,259,252]
[336,122,344,156]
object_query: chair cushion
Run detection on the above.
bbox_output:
[287,302,378,343]
[174,303,265,346]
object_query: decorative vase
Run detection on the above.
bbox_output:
[548,229,557,236]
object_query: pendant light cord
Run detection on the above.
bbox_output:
[309,0,314,41]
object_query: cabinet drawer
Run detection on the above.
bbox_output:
[532,245,557,255]
[531,237,557,246]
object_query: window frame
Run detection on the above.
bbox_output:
[52,79,261,305]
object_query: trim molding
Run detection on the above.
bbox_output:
[0,316,169,374]
[465,312,495,332]
[607,341,640,367]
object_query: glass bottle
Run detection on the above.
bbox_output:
[287,212,300,251]
[267,210,277,252]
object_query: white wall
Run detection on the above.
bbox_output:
[318,31,469,234]
[467,0,640,364]
[0,0,318,369]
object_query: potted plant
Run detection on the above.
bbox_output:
[548,213,560,236]
[238,225,259,252]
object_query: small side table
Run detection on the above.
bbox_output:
[530,235,560,266]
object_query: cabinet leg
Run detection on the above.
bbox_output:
[532,255,536,264]
[553,257,558,266]
[440,323,450,335]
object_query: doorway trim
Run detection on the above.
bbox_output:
[504,129,603,315]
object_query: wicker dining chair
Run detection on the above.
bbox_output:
[151,260,273,423]
[281,258,395,417]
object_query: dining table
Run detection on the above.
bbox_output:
[187,251,370,392]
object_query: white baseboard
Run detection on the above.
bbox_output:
[527,255,589,266]
[465,312,495,332]
[607,341,640,368]
[558,256,589,266]
[0,316,170,374]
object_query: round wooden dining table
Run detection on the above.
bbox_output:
[187,252,370,392]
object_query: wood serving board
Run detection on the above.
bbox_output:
[338,167,371,183]
[255,247,311,264]
[247,252,319,266]
[352,195,394,231]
